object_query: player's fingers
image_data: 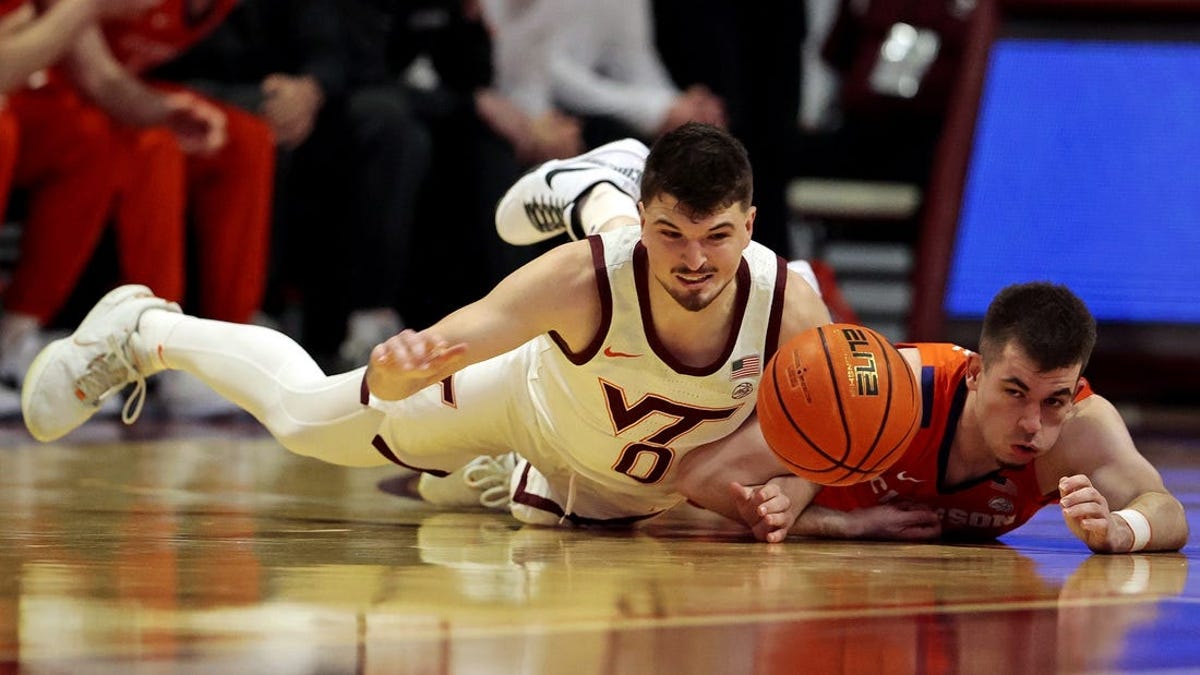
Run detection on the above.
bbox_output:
[1060,486,1107,512]
[760,512,790,529]
[751,516,787,543]
[754,482,783,501]
[1062,501,1107,522]
[727,481,754,500]
[378,332,432,370]
[1058,474,1093,496]
[764,527,788,544]
[756,492,790,517]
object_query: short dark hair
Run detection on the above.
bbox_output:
[640,122,753,218]
[980,281,1097,372]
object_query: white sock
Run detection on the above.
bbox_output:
[578,183,640,235]
[136,309,389,467]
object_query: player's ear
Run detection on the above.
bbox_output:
[637,200,646,228]
[965,352,983,390]
[744,204,756,239]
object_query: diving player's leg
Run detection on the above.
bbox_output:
[21,285,388,467]
[495,138,648,244]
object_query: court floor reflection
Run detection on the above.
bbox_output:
[0,420,1197,673]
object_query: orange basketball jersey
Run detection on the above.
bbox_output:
[102,0,236,74]
[813,342,1094,540]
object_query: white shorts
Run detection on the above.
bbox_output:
[369,342,673,526]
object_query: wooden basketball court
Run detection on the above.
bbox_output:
[1,408,1197,674]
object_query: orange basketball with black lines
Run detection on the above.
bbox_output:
[756,324,921,486]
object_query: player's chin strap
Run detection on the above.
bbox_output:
[559,473,578,525]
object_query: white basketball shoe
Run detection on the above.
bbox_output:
[495,138,649,245]
[417,452,519,510]
[21,285,180,442]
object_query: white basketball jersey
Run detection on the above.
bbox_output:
[527,227,788,510]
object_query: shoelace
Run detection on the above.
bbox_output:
[462,456,515,509]
[73,335,147,426]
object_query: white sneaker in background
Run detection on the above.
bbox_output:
[495,138,649,245]
[338,307,402,368]
[156,369,243,420]
[0,322,50,384]
[0,384,21,419]
[417,453,518,510]
[0,325,57,419]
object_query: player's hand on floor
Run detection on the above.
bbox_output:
[366,329,467,401]
[728,481,796,543]
[849,503,942,541]
[1058,474,1124,552]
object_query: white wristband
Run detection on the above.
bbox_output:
[1113,508,1152,552]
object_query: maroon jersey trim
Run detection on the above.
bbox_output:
[549,235,611,365]
[763,254,788,362]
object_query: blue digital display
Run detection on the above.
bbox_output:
[945,39,1200,322]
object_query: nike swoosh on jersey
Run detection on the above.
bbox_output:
[603,346,642,359]
[544,165,593,188]
[896,471,924,483]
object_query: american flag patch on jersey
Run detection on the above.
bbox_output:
[730,355,761,379]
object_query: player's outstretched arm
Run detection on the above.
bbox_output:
[367,239,601,402]
[729,476,943,542]
[1052,396,1188,553]
[789,502,943,541]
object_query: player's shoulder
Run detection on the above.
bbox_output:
[774,270,828,338]
[1062,392,1127,443]
[1041,392,1134,475]
[529,238,603,292]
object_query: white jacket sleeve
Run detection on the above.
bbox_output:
[479,0,558,116]
[548,0,680,136]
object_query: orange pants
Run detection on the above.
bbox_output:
[0,85,120,323]
[115,96,274,323]
[0,104,16,219]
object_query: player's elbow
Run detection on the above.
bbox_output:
[674,450,715,503]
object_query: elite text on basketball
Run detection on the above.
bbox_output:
[840,327,880,396]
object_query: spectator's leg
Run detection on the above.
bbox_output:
[186,99,275,324]
[112,126,187,306]
[5,87,118,327]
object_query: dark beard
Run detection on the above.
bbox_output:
[668,288,712,312]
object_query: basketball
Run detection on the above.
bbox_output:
[756,323,921,486]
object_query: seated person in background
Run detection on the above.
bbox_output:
[378,0,583,327]
[481,0,725,149]
[0,0,169,414]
